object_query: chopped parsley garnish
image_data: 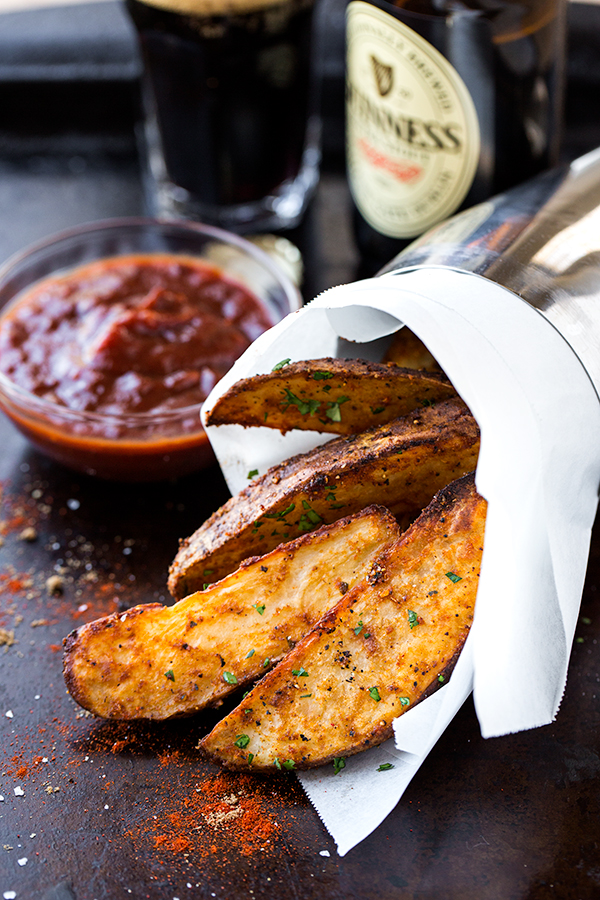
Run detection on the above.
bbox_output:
[446,572,462,583]
[333,757,346,775]
[203,568,214,576]
[371,406,386,415]
[247,469,259,479]
[298,501,323,533]
[223,671,238,684]
[292,667,309,677]
[438,674,445,683]
[300,694,312,698]
[325,396,349,422]
[203,584,210,590]
[369,686,381,702]
[263,657,270,668]
[301,500,322,523]
[274,757,282,770]
[272,358,291,371]
[313,371,333,380]
[234,734,250,749]
[281,389,320,417]
[399,697,410,707]
[407,609,419,629]
[377,763,395,771]
[252,603,266,615]
[164,669,175,681]
[282,759,296,770]
[265,502,295,520]
[248,752,254,763]
[354,621,364,635]
[245,649,255,659]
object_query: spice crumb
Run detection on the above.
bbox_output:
[0,629,15,647]
[45,575,64,595]
[203,807,243,827]
[18,526,37,542]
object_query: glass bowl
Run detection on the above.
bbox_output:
[0,218,301,481]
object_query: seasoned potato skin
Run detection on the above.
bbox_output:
[205,357,456,435]
[200,473,486,771]
[169,397,480,598]
[63,506,400,720]
[382,328,442,372]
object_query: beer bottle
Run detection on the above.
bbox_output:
[345,0,567,275]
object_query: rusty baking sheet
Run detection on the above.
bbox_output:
[1,413,600,900]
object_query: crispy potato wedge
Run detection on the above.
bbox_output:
[382,328,442,372]
[63,506,400,720]
[200,473,486,771]
[169,397,480,598]
[204,357,456,435]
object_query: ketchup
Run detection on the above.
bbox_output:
[0,253,274,480]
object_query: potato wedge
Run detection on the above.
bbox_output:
[204,357,456,435]
[169,397,480,598]
[200,472,486,771]
[382,328,442,372]
[63,506,400,720]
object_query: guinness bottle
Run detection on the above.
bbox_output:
[346,0,566,275]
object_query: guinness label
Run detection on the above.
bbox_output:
[346,0,480,239]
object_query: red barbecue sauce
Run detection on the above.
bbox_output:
[0,253,273,480]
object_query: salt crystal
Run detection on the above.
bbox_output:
[104,805,109,810]
[13,787,24,797]
[67,499,80,510]
[5,710,13,719]
[17,858,27,867]
[0,795,4,801]
[4,891,17,899]
[319,850,331,857]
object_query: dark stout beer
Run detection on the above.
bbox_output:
[346,0,566,274]
[126,0,319,230]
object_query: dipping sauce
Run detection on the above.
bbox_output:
[0,253,274,480]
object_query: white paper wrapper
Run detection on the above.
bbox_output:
[202,266,600,856]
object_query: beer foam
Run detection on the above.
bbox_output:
[137,0,293,14]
